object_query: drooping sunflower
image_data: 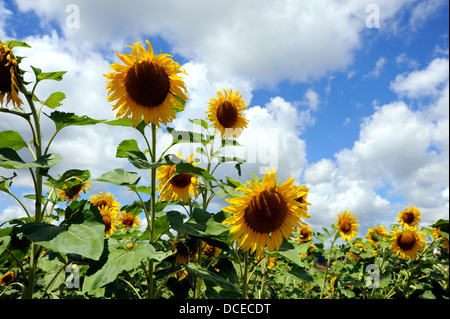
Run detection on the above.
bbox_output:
[89,192,121,211]
[397,206,421,228]
[336,210,359,241]
[118,212,140,229]
[58,177,91,204]
[104,40,188,126]
[0,42,23,109]
[222,167,311,256]
[99,206,119,237]
[366,224,389,245]
[206,89,249,139]
[390,225,426,260]
[156,153,201,202]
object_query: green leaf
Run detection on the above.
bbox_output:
[0,172,16,192]
[116,139,141,158]
[103,118,147,134]
[45,111,104,130]
[82,239,155,292]
[37,71,67,82]
[184,263,238,292]
[189,119,209,130]
[43,92,66,109]
[288,264,314,282]
[0,148,62,169]
[166,127,207,145]
[3,40,31,49]
[22,201,105,260]
[0,131,28,151]
[94,168,140,187]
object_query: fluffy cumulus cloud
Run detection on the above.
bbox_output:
[305,57,449,232]
[13,0,413,87]
[1,0,448,235]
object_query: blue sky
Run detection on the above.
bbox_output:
[1,0,449,238]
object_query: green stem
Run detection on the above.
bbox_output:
[242,251,249,299]
[147,123,157,299]
[320,230,339,299]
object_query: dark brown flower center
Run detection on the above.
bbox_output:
[217,101,239,128]
[0,61,12,93]
[397,232,416,251]
[171,173,192,189]
[244,189,288,234]
[122,214,135,227]
[68,184,83,199]
[103,215,112,232]
[402,212,416,225]
[300,228,311,240]
[125,60,170,107]
[339,220,352,233]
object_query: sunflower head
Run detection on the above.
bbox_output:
[366,224,388,245]
[432,223,450,254]
[390,225,426,260]
[223,167,311,256]
[206,89,249,139]
[89,192,121,211]
[336,210,359,241]
[396,206,421,228]
[118,211,140,229]
[0,271,15,287]
[104,40,188,126]
[295,224,313,242]
[156,153,201,203]
[99,206,119,237]
[58,177,91,204]
[0,42,24,109]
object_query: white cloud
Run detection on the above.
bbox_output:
[363,57,387,79]
[409,0,447,30]
[12,0,414,88]
[390,57,449,98]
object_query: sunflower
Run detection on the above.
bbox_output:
[104,40,188,126]
[390,225,426,260]
[336,210,359,240]
[222,167,311,256]
[366,224,389,245]
[295,224,313,242]
[118,212,140,229]
[432,224,450,254]
[156,153,201,202]
[58,177,91,204]
[0,42,23,109]
[89,192,121,211]
[397,206,421,228]
[99,206,119,237]
[203,244,221,259]
[206,89,249,139]
[0,271,14,287]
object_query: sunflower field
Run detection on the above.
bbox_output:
[0,39,448,301]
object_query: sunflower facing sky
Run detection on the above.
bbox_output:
[206,89,249,139]
[0,42,23,109]
[104,40,188,126]
[336,210,359,241]
[397,206,421,228]
[156,153,201,203]
[222,167,311,256]
[390,225,426,260]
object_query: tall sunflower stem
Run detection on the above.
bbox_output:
[148,123,158,299]
[320,230,339,299]
[242,251,250,299]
